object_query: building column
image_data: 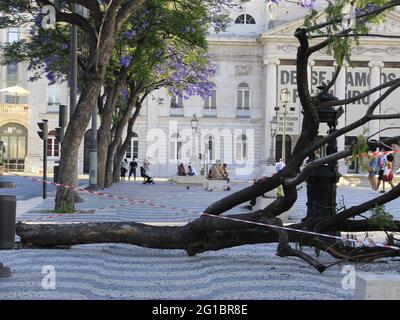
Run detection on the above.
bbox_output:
[263,58,280,174]
[368,61,384,141]
[334,62,347,174]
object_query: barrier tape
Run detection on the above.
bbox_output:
[6,172,400,252]
[353,149,400,158]
[5,173,205,220]
[201,213,400,252]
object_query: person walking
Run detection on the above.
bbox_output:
[376,152,387,192]
[120,159,129,181]
[368,150,379,191]
[129,159,138,181]
[382,153,395,192]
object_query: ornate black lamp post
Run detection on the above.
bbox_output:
[303,86,344,228]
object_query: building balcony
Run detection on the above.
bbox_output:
[169,107,184,117]
[0,103,29,113]
[203,108,217,117]
[236,108,250,118]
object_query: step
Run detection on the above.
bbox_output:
[354,273,400,300]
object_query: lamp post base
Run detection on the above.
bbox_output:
[0,262,11,278]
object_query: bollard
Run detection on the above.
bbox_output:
[0,181,16,278]
[0,195,16,250]
[0,262,11,278]
[54,165,59,183]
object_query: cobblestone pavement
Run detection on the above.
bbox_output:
[0,179,399,300]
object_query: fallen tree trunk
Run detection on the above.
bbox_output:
[16,212,400,258]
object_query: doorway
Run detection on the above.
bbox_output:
[0,123,27,171]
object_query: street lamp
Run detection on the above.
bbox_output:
[190,114,199,173]
[268,117,278,165]
[279,87,290,163]
[303,85,344,228]
[191,114,198,131]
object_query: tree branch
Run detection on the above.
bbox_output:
[286,150,351,187]
[317,183,400,232]
[321,78,400,108]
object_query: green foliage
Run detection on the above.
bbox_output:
[369,205,397,231]
[351,130,369,169]
[304,0,393,66]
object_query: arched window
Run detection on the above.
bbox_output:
[170,133,183,161]
[126,132,139,159]
[236,134,248,161]
[237,83,250,110]
[0,123,27,171]
[235,14,256,25]
[47,130,60,158]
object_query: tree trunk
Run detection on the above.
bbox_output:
[113,139,123,183]
[104,141,117,188]
[55,11,120,210]
[15,216,400,261]
[97,113,112,189]
[55,74,103,210]
[97,85,120,189]
[112,102,143,182]
[105,88,140,186]
[15,213,286,252]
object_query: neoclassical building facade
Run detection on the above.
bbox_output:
[1,0,399,178]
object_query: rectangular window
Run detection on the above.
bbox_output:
[133,141,138,159]
[237,91,243,109]
[204,90,217,109]
[48,84,61,112]
[127,140,138,159]
[7,63,18,87]
[244,91,250,109]
[47,138,60,158]
[170,95,183,108]
[8,27,19,44]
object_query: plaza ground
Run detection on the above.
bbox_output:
[0,176,399,299]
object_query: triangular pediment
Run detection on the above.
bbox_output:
[261,9,400,38]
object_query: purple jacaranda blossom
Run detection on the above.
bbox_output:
[120,55,133,68]
[124,30,137,39]
[299,0,315,9]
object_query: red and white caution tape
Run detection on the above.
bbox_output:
[6,172,400,252]
[201,213,400,252]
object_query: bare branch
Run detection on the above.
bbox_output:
[317,64,342,99]
[286,150,351,187]
[368,113,400,120]
[310,33,400,39]
[321,78,400,108]
[305,0,400,33]
[316,183,400,232]
[116,0,147,29]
